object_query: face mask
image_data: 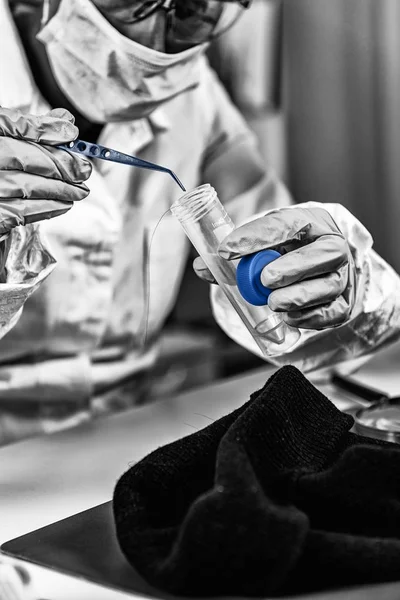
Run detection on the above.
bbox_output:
[37,0,208,123]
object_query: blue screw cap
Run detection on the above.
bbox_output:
[236,250,281,306]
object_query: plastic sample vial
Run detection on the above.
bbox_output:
[170,184,300,357]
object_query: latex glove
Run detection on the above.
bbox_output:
[0,107,92,236]
[194,205,356,330]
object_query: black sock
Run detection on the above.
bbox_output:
[113,366,400,597]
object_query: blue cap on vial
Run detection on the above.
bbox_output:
[236,250,281,306]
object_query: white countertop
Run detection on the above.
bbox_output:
[0,366,277,599]
[0,366,277,546]
[1,342,400,599]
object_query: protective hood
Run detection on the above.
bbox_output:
[37,0,208,123]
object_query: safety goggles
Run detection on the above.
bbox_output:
[122,0,253,48]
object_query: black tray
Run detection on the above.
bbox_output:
[1,502,173,598]
[3,502,400,600]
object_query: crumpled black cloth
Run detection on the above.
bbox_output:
[113,366,400,597]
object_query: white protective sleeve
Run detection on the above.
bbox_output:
[211,201,400,374]
[0,225,55,340]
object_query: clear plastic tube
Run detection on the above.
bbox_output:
[171,184,300,357]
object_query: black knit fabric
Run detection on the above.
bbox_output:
[113,366,400,597]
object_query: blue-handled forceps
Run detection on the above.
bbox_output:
[58,139,186,192]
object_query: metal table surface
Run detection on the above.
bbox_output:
[1,343,400,600]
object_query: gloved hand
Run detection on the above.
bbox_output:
[0,107,91,237]
[194,205,356,330]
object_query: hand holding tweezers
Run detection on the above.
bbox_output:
[58,139,186,192]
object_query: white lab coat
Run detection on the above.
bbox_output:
[0,0,291,441]
[1,0,400,443]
